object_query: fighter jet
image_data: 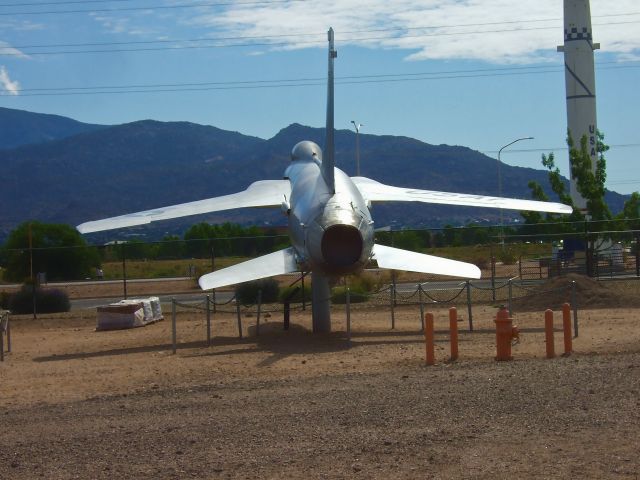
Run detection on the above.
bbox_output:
[78,28,572,332]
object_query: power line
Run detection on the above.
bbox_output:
[0,0,308,15]
[0,0,638,18]
[482,143,640,155]
[2,62,639,97]
[0,16,572,49]
[0,0,133,6]
[2,19,640,56]
[6,64,571,92]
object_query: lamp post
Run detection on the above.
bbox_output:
[497,136,534,246]
[351,121,363,176]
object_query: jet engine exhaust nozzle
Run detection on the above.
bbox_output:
[321,224,363,268]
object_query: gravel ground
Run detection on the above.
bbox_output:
[1,305,639,479]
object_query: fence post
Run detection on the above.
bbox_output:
[418,284,424,331]
[449,307,458,361]
[562,303,572,355]
[171,298,177,354]
[256,289,262,336]
[284,302,290,330]
[425,312,435,366]
[636,232,639,277]
[346,287,351,344]
[0,318,4,362]
[121,242,128,299]
[466,280,473,332]
[545,309,555,359]
[571,280,578,338]
[212,289,217,314]
[491,255,496,302]
[6,313,10,354]
[236,298,243,339]
[507,278,513,317]
[301,273,306,311]
[390,279,396,330]
[206,294,212,347]
[518,255,522,279]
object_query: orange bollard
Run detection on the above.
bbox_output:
[495,306,513,361]
[545,309,555,359]
[449,307,458,361]
[424,313,435,366]
[562,303,572,355]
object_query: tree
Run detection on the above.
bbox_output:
[1,222,100,282]
[568,130,611,226]
[523,130,612,232]
[617,192,640,231]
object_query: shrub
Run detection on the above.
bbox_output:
[278,285,311,304]
[498,250,518,265]
[235,278,280,305]
[0,291,10,310]
[331,287,369,304]
[348,273,377,293]
[8,285,71,314]
[473,257,490,270]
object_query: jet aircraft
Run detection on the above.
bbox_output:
[78,29,572,332]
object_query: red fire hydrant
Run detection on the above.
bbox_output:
[495,306,515,361]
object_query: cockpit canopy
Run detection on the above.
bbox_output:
[291,141,323,163]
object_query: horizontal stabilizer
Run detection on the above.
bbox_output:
[352,177,572,215]
[199,247,298,290]
[373,243,481,279]
[77,180,291,234]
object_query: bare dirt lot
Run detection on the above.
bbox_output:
[1,295,640,479]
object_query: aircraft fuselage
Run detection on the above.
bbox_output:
[285,141,374,276]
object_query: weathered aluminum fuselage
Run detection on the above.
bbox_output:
[284,141,374,276]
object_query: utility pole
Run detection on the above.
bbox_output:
[497,137,534,247]
[351,121,363,176]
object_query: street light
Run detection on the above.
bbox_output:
[497,136,534,246]
[351,121,363,176]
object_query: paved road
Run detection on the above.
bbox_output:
[71,290,236,310]
[3,276,192,289]
[70,277,542,310]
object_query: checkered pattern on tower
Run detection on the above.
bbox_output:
[565,27,593,41]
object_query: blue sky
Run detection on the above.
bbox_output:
[1,0,639,194]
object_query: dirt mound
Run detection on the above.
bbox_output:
[513,273,640,311]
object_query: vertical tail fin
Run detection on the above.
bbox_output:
[323,27,337,194]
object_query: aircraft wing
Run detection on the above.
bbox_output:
[373,244,481,279]
[77,180,291,234]
[352,177,572,214]
[199,247,298,290]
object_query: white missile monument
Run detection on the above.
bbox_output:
[78,29,572,333]
[558,0,600,212]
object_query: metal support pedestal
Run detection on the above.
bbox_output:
[311,271,331,333]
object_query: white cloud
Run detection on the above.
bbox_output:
[0,66,20,95]
[0,41,29,60]
[180,0,640,64]
[0,19,44,32]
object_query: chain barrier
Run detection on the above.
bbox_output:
[470,280,510,291]
[173,300,207,311]
[421,285,467,304]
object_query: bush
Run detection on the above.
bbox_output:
[331,287,369,304]
[498,250,518,265]
[0,291,10,310]
[235,278,280,305]
[348,273,377,293]
[278,285,311,304]
[473,257,490,270]
[8,285,71,314]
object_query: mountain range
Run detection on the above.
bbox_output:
[0,107,628,243]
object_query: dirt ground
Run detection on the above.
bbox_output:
[1,296,640,479]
